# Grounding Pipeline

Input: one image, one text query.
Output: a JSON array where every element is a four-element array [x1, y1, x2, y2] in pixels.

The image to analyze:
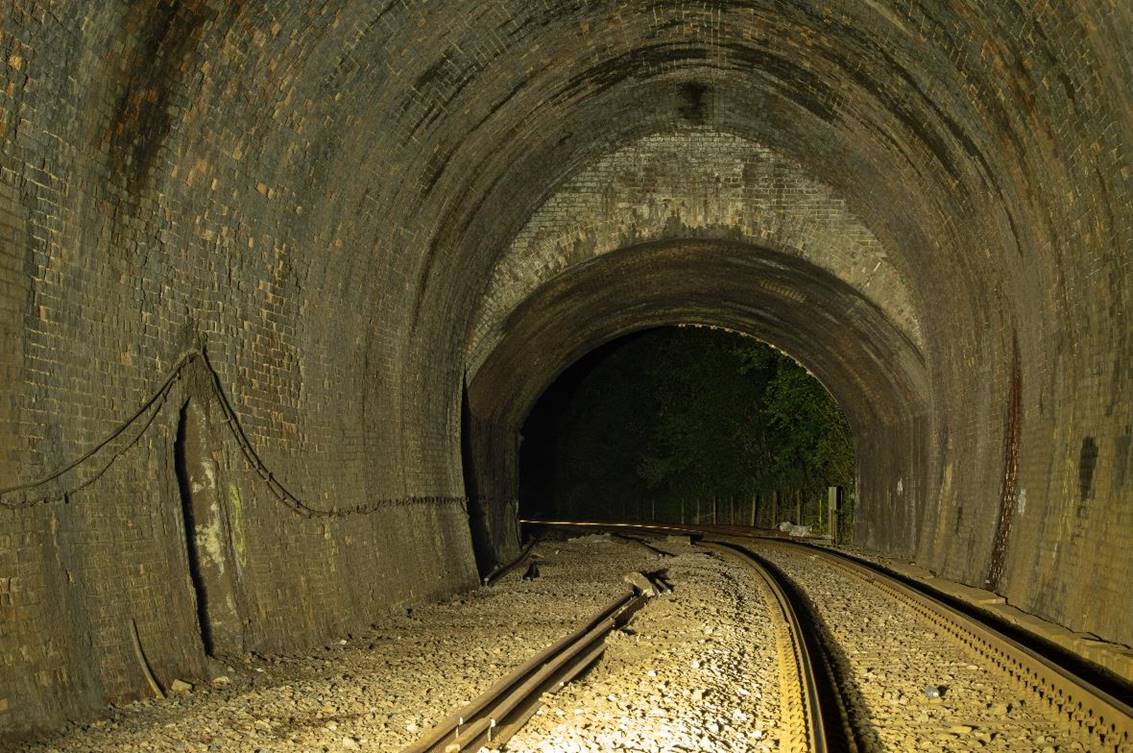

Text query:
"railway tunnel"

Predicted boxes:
[[0, 1, 1130, 748]]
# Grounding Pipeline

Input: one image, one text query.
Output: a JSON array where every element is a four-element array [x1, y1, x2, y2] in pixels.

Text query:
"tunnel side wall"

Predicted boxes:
[[0, 0, 1130, 738], [0, 4, 477, 737]]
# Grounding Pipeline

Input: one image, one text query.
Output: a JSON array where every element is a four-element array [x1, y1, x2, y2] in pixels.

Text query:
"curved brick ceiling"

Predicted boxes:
[[0, 1, 1130, 734], [464, 240, 932, 572], [467, 127, 924, 378]]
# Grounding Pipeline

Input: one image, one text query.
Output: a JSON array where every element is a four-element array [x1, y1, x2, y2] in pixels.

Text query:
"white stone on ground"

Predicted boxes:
[[12, 537, 778, 753], [18, 534, 1084, 753], [498, 542, 781, 752]]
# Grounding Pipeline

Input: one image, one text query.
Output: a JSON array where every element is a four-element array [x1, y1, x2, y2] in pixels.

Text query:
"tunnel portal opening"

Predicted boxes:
[[463, 239, 933, 575], [518, 326, 855, 537]]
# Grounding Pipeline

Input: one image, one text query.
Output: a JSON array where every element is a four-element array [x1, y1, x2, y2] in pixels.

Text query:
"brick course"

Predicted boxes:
[[0, 0, 1129, 737]]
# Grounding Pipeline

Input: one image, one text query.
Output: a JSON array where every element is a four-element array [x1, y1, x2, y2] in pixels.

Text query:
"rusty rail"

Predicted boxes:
[[482, 538, 540, 586], [523, 519, 1133, 753], [400, 583, 650, 753], [701, 542, 833, 753], [771, 539, 1133, 753]]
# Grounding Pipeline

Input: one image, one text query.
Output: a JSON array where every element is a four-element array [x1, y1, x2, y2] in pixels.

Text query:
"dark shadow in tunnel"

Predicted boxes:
[[518, 331, 652, 522], [518, 326, 855, 530], [174, 400, 214, 655], [461, 377, 500, 577]]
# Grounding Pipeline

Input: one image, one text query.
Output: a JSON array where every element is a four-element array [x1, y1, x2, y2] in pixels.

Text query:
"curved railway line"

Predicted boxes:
[[514, 520, 1133, 753], [700, 540, 844, 752], [401, 584, 651, 753], [400, 519, 1133, 752]]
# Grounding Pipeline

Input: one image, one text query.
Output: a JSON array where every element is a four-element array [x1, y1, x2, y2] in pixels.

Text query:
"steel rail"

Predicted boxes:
[[400, 585, 647, 753], [701, 541, 832, 753], [763, 538, 1133, 753], [482, 538, 540, 586], [523, 519, 1133, 753], [612, 532, 675, 558]]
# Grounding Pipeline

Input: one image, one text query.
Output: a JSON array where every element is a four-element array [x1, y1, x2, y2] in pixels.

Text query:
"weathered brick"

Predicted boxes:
[[0, 0, 1130, 741]]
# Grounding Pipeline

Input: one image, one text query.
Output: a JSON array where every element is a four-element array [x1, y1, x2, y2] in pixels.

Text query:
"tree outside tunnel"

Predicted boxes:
[[519, 327, 854, 535]]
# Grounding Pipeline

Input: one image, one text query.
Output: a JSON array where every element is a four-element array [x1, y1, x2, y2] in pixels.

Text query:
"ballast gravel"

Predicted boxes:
[[15, 528, 1092, 753], [753, 542, 1090, 753], [499, 540, 781, 752], [13, 535, 780, 753]]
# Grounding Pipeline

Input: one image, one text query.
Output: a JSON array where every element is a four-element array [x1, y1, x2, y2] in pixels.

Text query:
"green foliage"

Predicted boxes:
[[519, 327, 854, 523], [637, 328, 853, 502], [759, 351, 854, 490]]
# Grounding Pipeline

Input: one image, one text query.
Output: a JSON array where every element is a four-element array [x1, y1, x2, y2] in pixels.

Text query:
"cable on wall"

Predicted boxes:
[[0, 348, 472, 517]]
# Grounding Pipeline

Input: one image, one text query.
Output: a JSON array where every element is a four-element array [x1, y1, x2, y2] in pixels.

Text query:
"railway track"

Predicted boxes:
[[400, 579, 653, 753], [700, 540, 847, 752], [524, 519, 1133, 753], [481, 538, 540, 586]]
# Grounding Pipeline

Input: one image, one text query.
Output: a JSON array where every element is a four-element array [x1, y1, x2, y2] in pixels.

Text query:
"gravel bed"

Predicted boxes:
[[14, 536, 666, 753], [33, 529, 1078, 753], [754, 543, 1089, 752], [499, 541, 781, 752]]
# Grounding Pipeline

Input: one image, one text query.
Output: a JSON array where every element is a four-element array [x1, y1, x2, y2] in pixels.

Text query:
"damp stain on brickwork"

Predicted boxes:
[[986, 337, 1021, 592], [107, 1, 221, 190], [1115, 429, 1131, 491], [1079, 436, 1099, 503]]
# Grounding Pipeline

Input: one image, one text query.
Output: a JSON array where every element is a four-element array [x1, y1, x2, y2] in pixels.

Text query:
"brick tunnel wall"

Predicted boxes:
[[0, 2, 480, 734], [468, 127, 924, 369], [0, 0, 1130, 738], [463, 128, 934, 566]]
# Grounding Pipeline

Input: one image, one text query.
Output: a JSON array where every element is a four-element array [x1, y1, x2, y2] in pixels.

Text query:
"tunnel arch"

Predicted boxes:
[[466, 125, 925, 377], [515, 323, 858, 529], [1, 2, 1130, 734], [463, 237, 933, 571]]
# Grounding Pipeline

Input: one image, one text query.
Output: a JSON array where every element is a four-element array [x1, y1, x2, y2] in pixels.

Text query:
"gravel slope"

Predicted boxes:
[[14, 536, 782, 753], [17, 532, 1084, 753], [14, 537, 662, 753]]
